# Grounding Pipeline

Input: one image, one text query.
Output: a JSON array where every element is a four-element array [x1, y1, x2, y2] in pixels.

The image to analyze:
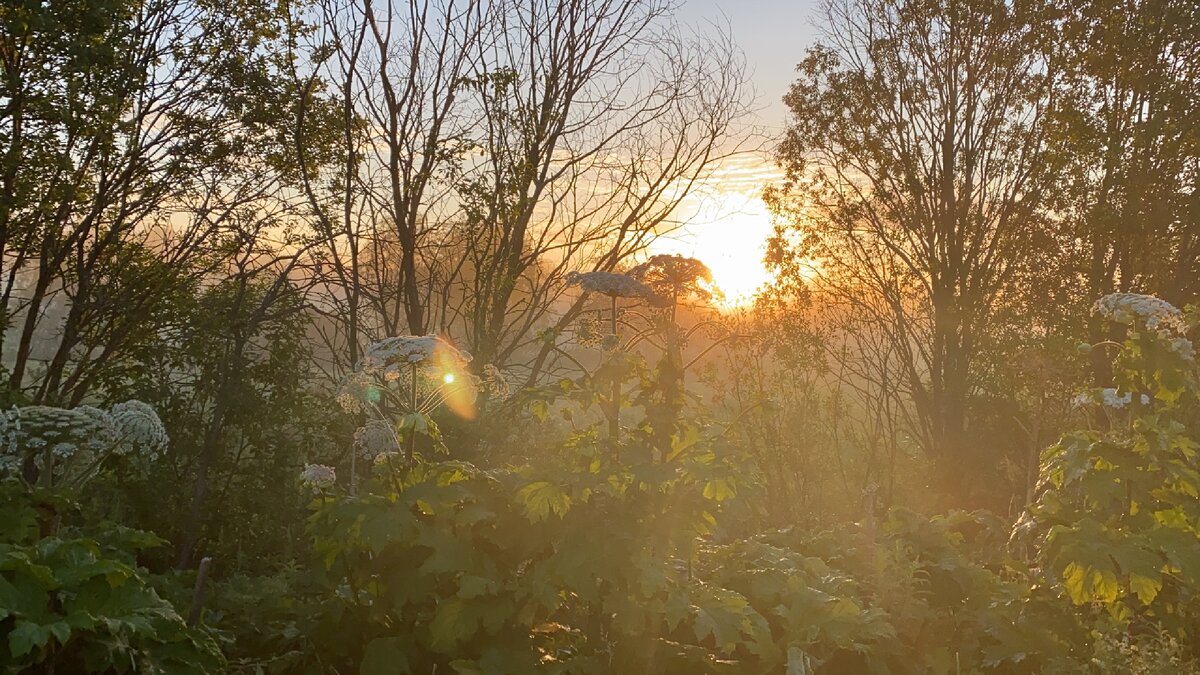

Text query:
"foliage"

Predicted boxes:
[[4, 0, 1200, 670], [99, 277, 335, 571], [305, 368, 754, 673], [1018, 296, 1200, 663], [0, 485, 223, 672], [697, 509, 1083, 674]]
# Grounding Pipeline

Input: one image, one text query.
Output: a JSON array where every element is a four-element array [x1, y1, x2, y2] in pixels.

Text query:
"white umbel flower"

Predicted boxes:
[[1094, 293, 1193, 359], [0, 400, 168, 480], [110, 400, 169, 456], [481, 364, 511, 400], [1093, 293, 1188, 337], [353, 418, 398, 459], [566, 271, 660, 300], [1073, 387, 1151, 410], [300, 464, 336, 491], [360, 335, 471, 372]]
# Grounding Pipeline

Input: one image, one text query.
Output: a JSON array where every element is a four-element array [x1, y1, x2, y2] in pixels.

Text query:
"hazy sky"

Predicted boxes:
[[647, 1, 822, 302], [676, 0, 822, 130]]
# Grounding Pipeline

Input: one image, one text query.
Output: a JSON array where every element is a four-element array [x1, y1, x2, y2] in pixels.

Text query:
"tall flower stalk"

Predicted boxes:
[[630, 255, 714, 458], [609, 294, 620, 441], [566, 271, 662, 447]]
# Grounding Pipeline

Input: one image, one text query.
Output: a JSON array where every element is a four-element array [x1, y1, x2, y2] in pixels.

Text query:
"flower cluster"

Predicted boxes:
[[336, 369, 376, 414], [481, 364, 511, 400], [1094, 293, 1189, 337], [361, 335, 470, 371], [353, 418, 398, 459], [629, 254, 714, 301], [109, 400, 169, 456], [300, 464, 336, 492], [573, 314, 605, 347], [337, 335, 475, 414], [566, 271, 661, 302], [1073, 387, 1151, 410], [0, 400, 168, 481], [1094, 293, 1193, 359]]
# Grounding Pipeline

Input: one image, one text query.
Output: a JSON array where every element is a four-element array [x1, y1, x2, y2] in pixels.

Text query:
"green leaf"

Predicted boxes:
[[1063, 562, 1089, 605], [517, 481, 571, 522], [692, 589, 751, 655], [1129, 573, 1162, 605], [786, 646, 812, 675], [429, 598, 477, 652], [361, 637, 412, 675], [8, 620, 53, 658], [457, 575, 497, 600], [1091, 569, 1119, 604], [702, 479, 736, 502]]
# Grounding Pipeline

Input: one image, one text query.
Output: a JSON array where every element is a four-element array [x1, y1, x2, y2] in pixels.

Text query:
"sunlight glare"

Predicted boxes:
[[652, 185, 777, 308]]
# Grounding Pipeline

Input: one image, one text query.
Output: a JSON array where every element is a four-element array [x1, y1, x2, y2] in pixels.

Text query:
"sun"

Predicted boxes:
[[651, 186, 777, 308]]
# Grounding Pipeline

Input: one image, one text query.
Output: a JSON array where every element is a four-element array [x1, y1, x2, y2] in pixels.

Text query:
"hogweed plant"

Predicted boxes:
[[566, 270, 663, 444], [1017, 292, 1200, 649], [0, 400, 168, 491], [337, 335, 476, 485], [628, 255, 719, 458]]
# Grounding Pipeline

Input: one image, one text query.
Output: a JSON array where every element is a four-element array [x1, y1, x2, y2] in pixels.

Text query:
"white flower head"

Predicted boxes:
[[1094, 293, 1189, 337], [344, 335, 476, 416], [359, 335, 471, 373], [0, 453, 20, 474], [1073, 387, 1151, 410], [109, 400, 169, 456], [1170, 337, 1196, 361], [353, 418, 398, 459], [300, 463, 337, 492], [336, 369, 375, 414], [481, 364, 511, 400], [16, 406, 108, 459], [566, 271, 662, 302]]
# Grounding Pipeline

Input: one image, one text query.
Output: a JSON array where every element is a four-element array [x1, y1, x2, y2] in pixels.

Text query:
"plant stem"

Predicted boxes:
[[408, 362, 417, 468], [187, 557, 213, 627], [610, 295, 620, 445]]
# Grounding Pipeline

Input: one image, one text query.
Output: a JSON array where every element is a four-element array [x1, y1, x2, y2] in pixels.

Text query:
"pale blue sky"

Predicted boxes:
[[676, 0, 822, 129]]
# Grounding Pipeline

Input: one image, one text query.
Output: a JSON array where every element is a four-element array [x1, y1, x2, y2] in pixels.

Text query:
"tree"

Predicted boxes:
[[295, 0, 751, 389], [0, 0, 315, 405], [1051, 0, 1200, 386], [446, 6, 749, 377], [769, 0, 1062, 497]]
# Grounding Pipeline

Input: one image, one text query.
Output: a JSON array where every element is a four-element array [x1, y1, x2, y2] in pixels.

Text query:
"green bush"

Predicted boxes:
[[0, 487, 223, 672]]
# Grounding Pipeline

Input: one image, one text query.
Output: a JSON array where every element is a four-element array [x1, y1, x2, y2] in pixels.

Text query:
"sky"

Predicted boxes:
[[650, 0, 821, 304], [676, 0, 821, 130]]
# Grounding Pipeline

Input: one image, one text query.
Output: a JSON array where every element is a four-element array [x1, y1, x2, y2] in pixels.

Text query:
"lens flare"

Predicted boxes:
[[431, 344, 476, 420]]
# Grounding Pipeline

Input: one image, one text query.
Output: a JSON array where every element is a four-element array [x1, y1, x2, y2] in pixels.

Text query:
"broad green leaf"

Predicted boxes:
[[1091, 569, 1119, 604], [8, 620, 54, 658], [517, 481, 571, 522], [1129, 573, 1162, 605], [786, 646, 812, 675], [429, 598, 477, 652], [702, 479, 735, 502], [457, 575, 497, 600], [361, 637, 412, 675], [1063, 562, 1089, 605]]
